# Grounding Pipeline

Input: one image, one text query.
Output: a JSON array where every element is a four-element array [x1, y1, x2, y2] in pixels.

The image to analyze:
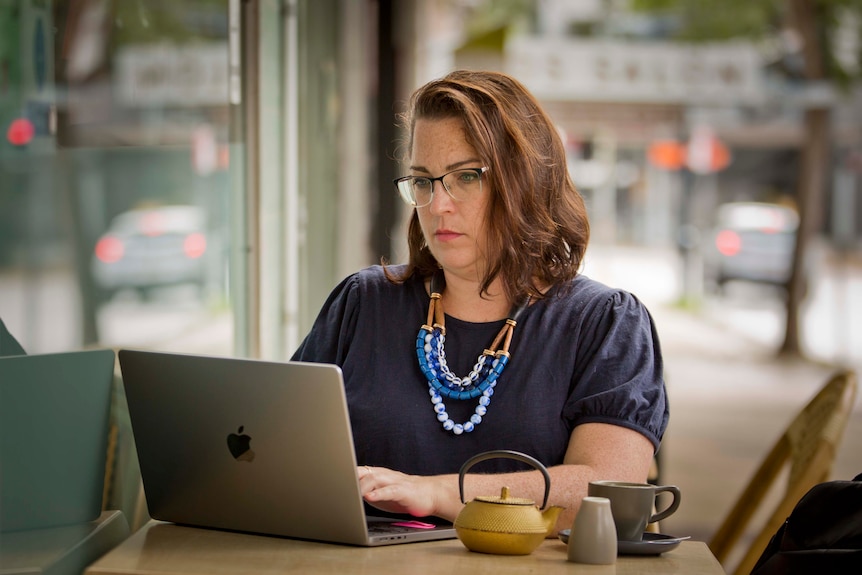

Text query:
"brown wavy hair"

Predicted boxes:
[[387, 69, 589, 302]]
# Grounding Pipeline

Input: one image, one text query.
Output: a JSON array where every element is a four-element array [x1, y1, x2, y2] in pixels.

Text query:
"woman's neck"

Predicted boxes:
[[434, 271, 511, 323]]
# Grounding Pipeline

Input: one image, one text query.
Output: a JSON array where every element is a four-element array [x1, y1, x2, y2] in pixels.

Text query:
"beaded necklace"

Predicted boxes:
[[415, 270, 530, 435]]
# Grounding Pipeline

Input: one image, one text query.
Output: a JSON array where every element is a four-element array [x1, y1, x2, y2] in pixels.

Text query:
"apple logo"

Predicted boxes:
[[227, 426, 255, 462]]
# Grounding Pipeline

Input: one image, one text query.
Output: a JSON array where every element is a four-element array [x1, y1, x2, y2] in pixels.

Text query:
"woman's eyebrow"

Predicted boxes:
[[408, 159, 481, 174]]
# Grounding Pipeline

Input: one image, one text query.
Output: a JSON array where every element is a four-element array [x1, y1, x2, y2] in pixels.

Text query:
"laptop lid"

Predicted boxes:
[[117, 349, 455, 546], [0, 349, 115, 532]]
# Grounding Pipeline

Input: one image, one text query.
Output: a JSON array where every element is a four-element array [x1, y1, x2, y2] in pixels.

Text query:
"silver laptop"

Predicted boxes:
[[1, 349, 115, 532], [117, 349, 456, 546]]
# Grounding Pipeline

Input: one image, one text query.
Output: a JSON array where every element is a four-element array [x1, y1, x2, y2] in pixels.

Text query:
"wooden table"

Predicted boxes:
[[86, 521, 726, 575]]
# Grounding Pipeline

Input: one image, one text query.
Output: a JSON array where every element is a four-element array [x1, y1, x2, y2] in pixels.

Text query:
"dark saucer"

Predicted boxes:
[[558, 530, 690, 555]]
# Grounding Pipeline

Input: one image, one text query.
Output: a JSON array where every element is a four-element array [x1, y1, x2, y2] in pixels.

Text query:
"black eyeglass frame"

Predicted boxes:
[[393, 166, 489, 208]]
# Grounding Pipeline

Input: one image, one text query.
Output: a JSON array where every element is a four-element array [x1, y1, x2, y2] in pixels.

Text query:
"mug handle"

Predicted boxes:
[[649, 485, 681, 523]]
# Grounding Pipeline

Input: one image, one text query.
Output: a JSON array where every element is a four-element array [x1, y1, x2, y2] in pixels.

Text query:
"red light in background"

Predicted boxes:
[[6, 118, 35, 146], [647, 140, 686, 171], [95, 236, 125, 263], [183, 233, 207, 259], [715, 230, 742, 256]]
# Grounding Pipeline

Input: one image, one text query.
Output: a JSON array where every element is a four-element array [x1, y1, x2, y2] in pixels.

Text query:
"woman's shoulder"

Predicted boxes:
[[556, 274, 638, 306], [540, 274, 652, 326], [349, 264, 411, 290], [334, 264, 422, 302]]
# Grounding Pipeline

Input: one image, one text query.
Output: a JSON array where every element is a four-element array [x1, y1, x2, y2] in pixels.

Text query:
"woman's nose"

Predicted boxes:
[[428, 180, 455, 213]]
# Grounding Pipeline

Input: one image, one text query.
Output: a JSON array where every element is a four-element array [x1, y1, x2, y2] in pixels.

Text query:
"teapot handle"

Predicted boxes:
[[457, 449, 552, 509]]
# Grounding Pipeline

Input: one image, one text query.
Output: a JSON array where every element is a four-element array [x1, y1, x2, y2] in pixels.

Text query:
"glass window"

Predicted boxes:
[[0, 0, 237, 355]]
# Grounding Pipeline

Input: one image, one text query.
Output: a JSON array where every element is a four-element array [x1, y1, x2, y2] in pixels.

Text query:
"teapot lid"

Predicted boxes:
[[474, 486, 535, 506]]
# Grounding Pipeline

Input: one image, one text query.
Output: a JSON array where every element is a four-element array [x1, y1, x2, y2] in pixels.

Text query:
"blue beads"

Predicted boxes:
[[415, 322, 516, 436]]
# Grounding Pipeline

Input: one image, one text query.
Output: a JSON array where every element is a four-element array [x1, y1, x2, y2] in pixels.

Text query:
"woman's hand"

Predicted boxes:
[[356, 423, 655, 531], [357, 465, 460, 520]]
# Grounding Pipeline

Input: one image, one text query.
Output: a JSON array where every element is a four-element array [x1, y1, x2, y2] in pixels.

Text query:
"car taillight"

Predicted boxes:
[[183, 232, 207, 259], [95, 236, 125, 263], [715, 230, 742, 256]]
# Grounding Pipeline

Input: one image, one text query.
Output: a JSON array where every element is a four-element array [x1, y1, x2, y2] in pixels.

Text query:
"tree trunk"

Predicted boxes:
[[780, 0, 829, 358], [780, 107, 829, 357]]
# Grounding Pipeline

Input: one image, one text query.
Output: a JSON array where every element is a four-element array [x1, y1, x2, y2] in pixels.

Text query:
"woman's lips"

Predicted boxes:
[[435, 229, 462, 242]]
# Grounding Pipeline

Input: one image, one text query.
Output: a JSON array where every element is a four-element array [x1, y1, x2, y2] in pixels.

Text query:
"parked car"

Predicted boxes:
[[702, 201, 799, 293], [91, 205, 210, 300]]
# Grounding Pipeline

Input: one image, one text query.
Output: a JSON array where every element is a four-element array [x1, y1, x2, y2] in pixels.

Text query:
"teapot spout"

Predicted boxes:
[[541, 505, 564, 535]]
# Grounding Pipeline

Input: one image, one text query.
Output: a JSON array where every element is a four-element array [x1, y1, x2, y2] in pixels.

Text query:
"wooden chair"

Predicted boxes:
[[708, 369, 858, 575]]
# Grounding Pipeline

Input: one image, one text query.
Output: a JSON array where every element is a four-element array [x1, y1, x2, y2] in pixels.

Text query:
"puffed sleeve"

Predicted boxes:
[[563, 290, 668, 451], [290, 274, 361, 365]]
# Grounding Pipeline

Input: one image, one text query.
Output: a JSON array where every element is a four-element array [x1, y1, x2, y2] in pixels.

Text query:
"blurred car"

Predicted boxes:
[[91, 205, 209, 300], [702, 201, 799, 292]]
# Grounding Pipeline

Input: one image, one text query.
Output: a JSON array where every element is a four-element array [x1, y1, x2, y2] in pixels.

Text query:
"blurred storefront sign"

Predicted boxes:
[[647, 128, 731, 175], [114, 43, 229, 107], [506, 37, 765, 106], [686, 125, 731, 174]]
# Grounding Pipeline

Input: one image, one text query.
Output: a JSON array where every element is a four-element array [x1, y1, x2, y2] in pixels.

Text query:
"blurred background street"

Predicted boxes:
[[3, 1, 862, 573]]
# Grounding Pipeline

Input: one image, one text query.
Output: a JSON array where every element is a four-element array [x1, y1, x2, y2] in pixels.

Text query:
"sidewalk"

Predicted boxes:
[[653, 303, 857, 535], [584, 244, 862, 570]]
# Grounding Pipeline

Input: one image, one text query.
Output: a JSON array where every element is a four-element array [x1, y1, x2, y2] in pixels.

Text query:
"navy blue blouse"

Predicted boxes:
[[291, 265, 668, 476]]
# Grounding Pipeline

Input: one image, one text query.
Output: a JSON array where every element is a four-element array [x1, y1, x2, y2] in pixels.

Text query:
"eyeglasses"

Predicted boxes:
[[394, 167, 488, 208]]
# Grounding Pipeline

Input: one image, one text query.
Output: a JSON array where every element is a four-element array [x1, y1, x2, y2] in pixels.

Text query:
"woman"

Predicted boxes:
[[291, 70, 667, 532]]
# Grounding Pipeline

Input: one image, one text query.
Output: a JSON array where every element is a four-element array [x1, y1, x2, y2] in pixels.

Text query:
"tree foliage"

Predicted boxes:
[[630, 0, 862, 84], [632, 0, 783, 41], [109, 0, 228, 45]]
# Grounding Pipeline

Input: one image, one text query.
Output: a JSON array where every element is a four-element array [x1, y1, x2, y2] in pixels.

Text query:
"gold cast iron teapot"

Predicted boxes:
[[454, 450, 563, 555]]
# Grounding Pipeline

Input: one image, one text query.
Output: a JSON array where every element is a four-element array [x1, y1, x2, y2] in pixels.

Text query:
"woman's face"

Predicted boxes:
[[411, 117, 490, 282]]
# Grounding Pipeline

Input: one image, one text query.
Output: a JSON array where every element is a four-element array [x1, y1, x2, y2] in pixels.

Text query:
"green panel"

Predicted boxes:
[[296, 0, 341, 337]]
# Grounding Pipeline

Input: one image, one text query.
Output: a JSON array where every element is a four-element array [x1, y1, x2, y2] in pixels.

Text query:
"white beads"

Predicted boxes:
[[427, 331, 489, 390], [428, 387, 492, 434]]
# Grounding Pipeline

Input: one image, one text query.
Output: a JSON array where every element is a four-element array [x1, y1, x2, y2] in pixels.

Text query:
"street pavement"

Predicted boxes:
[[583, 244, 862, 573]]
